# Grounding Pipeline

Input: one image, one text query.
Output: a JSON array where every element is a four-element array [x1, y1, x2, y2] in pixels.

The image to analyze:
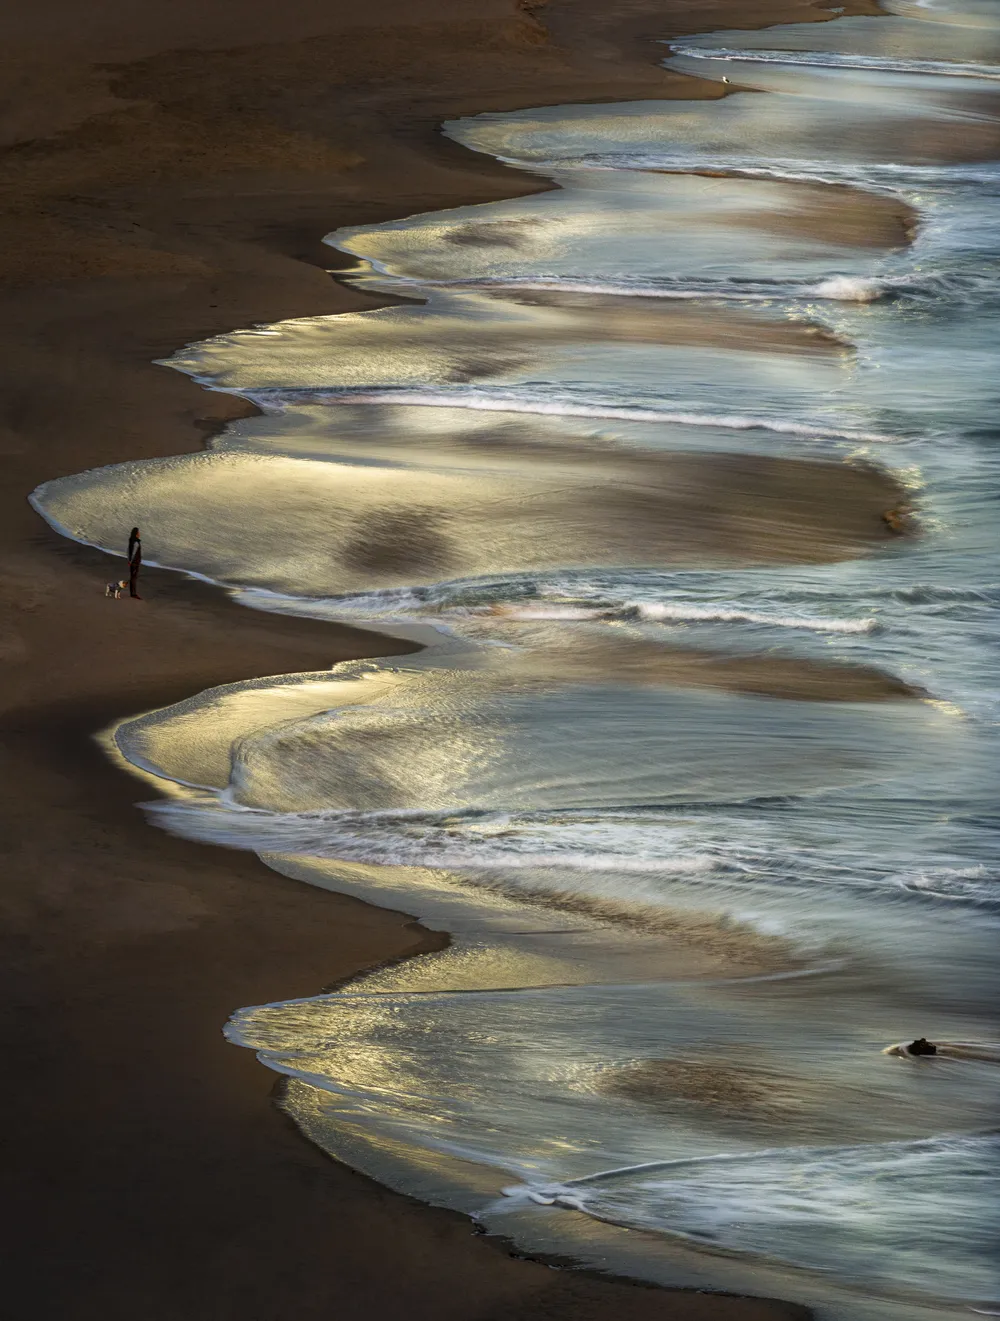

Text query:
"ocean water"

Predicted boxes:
[[31, 2, 1000, 1316]]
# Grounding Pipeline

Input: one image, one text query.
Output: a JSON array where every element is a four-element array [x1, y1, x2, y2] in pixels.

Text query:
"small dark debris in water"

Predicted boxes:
[[908, 1037, 938, 1056]]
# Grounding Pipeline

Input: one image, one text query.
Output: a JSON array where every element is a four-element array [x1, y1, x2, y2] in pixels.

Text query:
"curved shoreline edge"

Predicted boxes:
[[1, 1, 904, 1318]]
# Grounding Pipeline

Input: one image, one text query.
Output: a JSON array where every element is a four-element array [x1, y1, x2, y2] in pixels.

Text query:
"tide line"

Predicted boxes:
[[249, 388, 899, 445], [668, 43, 1000, 81]]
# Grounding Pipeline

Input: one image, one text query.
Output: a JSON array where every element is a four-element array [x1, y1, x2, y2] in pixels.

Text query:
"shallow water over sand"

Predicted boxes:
[[32, 2, 1000, 1315]]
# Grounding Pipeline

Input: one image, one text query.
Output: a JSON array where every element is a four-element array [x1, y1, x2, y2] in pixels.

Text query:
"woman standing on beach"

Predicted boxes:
[[128, 526, 142, 599]]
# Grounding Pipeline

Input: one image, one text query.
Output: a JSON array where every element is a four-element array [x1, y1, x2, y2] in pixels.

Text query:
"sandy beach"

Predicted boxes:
[[1, 0, 913, 1317]]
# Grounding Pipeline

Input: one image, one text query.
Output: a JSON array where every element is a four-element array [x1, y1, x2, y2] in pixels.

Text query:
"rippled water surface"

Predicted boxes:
[[33, 2, 1000, 1316]]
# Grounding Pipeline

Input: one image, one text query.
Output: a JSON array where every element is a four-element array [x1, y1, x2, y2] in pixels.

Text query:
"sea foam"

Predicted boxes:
[[668, 42, 1000, 81], [259, 388, 898, 444], [422, 273, 891, 302]]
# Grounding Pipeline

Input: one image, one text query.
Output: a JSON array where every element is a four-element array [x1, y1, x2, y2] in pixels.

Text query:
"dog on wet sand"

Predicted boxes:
[[105, 579, 129, 599]]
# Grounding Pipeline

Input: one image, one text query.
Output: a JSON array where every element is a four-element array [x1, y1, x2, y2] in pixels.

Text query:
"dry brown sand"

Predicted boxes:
[[0, 0, 905, 1317]]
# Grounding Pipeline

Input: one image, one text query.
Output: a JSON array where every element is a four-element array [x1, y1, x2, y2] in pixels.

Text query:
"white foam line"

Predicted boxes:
[[489, 601, 876, 633], [280, 390, 896, 444], [633, 602, 877, 633], [422, 274, 888, 302], [512, 152, 1000, 189], [510, 1129, 995, 1200], [669, 43, 1000, 81]]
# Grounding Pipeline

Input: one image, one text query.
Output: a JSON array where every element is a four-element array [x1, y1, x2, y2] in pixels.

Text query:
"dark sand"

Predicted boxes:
[[512, 632, 920, 702], [643, 178, 916, 249], [480, 289, 854, 353], [1, 0, 903, 1317]]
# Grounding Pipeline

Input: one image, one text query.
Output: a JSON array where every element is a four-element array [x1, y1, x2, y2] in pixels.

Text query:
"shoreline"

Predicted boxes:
[[2, 1, 902, 1317]]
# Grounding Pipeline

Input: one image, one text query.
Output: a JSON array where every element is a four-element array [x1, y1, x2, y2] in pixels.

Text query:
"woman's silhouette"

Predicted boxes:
[[128, 526, 142, 599]]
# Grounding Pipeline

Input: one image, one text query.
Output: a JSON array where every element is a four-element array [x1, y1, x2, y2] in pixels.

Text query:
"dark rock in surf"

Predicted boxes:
[[907, 1038, 938, 1056]]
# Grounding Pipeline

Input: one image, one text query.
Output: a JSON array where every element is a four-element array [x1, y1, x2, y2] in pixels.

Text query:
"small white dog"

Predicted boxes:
[[105, 579, 129, 599]]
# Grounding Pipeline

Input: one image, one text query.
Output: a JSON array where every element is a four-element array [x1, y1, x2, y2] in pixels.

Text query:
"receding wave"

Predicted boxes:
[[632, 602, 876, 633], [669, 42, 1000, 81], [408, 269, 1000, 310], [148, 800, 664, 866], [516, 151, 1000, 189], [510, 1134, 1000, 1303], [240, 578, 879, 636], [498, 600, 877, 634], [422, 272, 891, 302], [142, 796, 816, 964], [884, 0, 1000, 27], [896, 863, 995, 902], [67, 5, 1000, 1308], [254, 387, 897, 444], [142, 798, 739, 875], [141, 795, 999, 912]]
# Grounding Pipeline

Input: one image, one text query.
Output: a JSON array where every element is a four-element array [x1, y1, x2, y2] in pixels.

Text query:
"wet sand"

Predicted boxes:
[[646, 178, 916, 249], [720, 180, 917, 249], [1, 0, 902, 1317], [481, 290, 853, 353], [514, 634, 921, 702], [33, 446, 912, 599]]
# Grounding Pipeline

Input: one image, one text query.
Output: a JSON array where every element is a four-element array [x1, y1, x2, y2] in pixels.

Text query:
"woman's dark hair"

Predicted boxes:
[[130, 526, 140, 538]]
